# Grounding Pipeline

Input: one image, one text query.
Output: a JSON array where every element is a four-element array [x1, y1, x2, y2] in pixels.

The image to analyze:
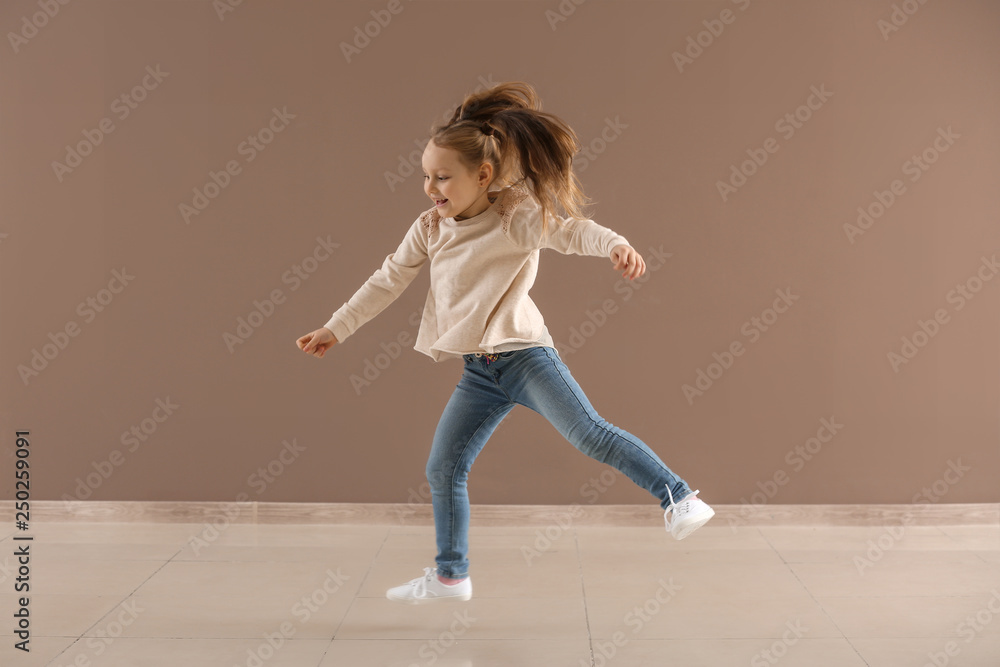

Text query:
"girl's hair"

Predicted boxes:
[[429, 81, 591, 234]]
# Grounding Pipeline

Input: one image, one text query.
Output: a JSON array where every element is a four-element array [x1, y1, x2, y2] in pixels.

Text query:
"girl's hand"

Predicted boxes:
[[297, 327, 338, 358], [611, 244, 645, 280]]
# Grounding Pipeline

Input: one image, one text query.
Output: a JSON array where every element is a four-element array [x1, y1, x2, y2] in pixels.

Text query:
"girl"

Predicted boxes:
[[296, 82, 714, 605]]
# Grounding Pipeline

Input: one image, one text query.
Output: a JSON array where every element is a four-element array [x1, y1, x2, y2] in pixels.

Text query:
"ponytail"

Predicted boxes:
[[429, 81, 591, 235]]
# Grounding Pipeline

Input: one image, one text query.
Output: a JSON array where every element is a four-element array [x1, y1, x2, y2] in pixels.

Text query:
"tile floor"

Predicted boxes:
[[0, 520, 998, 666]]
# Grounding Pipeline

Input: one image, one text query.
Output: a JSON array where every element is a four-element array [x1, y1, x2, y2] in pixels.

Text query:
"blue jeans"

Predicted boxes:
[[426, 345, 693, 579]]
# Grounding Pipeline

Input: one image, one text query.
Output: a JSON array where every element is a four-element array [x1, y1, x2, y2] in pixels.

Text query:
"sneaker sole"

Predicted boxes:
[[672, 508, 715, 540], [385, 591, 472, 604]]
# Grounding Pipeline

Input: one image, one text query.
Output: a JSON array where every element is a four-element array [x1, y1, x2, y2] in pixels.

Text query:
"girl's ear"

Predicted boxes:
[[479, 162, 493, 187]]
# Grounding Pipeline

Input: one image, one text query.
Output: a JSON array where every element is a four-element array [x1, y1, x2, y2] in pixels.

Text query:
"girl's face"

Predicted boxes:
[[422, 140, 493, 221]]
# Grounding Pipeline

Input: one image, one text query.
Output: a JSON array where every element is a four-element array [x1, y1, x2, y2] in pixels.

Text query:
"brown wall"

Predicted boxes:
[[2, 0, 998, 507]]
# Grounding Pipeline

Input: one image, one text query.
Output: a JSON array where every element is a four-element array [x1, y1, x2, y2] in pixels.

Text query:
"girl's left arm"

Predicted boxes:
[[508, 196, 643, 278]]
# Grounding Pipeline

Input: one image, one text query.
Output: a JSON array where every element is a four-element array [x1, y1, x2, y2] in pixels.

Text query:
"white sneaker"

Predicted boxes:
[[664, 486, 715, 540], [386, 567, 473, 604]]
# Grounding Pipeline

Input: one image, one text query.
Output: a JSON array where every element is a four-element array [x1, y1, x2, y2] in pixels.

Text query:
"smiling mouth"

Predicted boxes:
[[434, 199, 448, 207]]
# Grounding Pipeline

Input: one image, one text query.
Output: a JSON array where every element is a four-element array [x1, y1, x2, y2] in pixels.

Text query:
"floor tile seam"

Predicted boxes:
[[328, 524, 393, 643], [42, 637, 85, 667], [758, 527, 852, 641], [843, 635, 874, 667], [62, 555, 179, 654], [573, 529, 596, 667]]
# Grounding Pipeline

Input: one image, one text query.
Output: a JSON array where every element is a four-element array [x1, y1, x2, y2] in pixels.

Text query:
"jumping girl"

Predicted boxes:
[[296, 81, 714, 604]]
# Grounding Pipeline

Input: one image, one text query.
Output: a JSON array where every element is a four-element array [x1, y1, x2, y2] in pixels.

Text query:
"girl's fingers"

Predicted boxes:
[[623, 252, 638, 278], [631, 255, 644, 279], [614, 248, 646, 279]]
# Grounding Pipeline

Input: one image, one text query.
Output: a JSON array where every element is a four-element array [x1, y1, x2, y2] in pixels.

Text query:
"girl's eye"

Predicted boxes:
[[423, 175, 448, 181]]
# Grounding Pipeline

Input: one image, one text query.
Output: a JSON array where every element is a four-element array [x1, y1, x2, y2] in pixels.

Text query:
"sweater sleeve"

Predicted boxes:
[[503, 193, 630, 257], [324, 216, 428, 343]]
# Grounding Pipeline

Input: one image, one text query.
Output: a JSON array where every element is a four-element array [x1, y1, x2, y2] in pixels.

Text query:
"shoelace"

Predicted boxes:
[[410, 567, 436, 599], [664, 486, 701, 529]]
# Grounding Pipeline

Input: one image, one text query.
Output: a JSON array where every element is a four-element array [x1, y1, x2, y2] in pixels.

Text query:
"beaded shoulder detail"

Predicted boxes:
[[496, 183, 532, 234], [418, 183, 533, 238], [419, 206, 442, 237]]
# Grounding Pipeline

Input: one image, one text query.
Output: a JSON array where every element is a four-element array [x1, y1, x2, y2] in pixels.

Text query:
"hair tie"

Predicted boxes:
[[481, 123, 495, 137]]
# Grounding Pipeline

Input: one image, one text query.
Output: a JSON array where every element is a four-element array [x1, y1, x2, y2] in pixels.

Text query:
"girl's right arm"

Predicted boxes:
[[322, 216, 429, 344]]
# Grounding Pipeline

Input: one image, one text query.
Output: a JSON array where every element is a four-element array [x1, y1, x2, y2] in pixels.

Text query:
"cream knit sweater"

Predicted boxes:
[[324, 183, 630, 362]]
